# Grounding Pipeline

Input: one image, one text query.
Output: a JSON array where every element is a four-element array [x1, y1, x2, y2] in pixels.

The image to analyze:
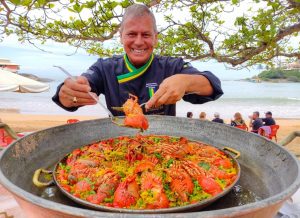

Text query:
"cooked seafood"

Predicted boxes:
[[121, 94, 149, 130], [56, 135, 238, 209]]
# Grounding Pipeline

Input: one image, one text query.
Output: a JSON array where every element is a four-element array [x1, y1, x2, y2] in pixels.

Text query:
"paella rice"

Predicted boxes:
[[56, 135, 238, 209]]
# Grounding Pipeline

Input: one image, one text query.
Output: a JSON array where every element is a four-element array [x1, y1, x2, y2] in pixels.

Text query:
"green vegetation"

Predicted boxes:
[[1, 0, 300, 67], [258, 69, 300, 82]]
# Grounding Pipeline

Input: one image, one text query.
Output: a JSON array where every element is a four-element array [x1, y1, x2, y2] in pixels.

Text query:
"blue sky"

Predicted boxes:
[[0, 36, 261, 81]]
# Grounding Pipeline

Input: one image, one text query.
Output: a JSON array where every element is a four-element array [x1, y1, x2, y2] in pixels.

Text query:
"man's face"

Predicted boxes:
[[120, 15, 158, 67], [253, 113, 258, 119]]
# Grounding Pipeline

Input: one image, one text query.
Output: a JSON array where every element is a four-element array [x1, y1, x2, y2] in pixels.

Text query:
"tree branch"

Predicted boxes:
[[213, 22, 300, 66]]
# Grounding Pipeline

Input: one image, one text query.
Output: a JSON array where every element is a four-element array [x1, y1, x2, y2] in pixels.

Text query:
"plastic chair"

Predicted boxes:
[[258, 125, 280, 142], [0, 122, 30, 149], [0, 124, 20, 148], [67, 119, 79, 124], [0, 129, 6, 147], [235, 125, 248, 131], [3, 133, 24, 146], [269, 125, 280, 142]]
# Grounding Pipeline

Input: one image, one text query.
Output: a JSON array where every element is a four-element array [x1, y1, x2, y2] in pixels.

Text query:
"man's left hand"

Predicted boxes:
[[145, 74, 213, 109], [146, 74, 187, 109]]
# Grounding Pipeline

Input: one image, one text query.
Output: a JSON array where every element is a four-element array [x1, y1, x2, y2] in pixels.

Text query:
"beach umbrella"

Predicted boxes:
[[0, 69, 49, 93]]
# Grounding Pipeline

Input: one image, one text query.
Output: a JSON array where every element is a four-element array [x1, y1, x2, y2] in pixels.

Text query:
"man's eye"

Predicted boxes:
[[143, 34, 151, 38], [127, 33, 136, 37]]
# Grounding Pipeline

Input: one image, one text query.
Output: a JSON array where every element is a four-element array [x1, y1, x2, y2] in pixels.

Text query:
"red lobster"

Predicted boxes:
[[122, 94, 149, 130]]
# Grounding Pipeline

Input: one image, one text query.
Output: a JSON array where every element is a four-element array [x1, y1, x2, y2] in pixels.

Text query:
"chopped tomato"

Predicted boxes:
[[199, 177, 222, 196], [66, 148, 82, 164], [179, 137, 188, 144], [125, 153, 132, 162], [73, 193, 80, 198], [86, 194, 102, 204], [74, 180, 92, 193], [72, 148, 82, 156], [136, 153, 143, 160], [104, 203, 114, 207], [61, 184, 71, 192], [214, 158, 232, 169]]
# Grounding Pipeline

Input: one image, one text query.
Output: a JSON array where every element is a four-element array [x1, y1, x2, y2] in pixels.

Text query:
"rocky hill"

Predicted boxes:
[[257, 69, 300, 82]]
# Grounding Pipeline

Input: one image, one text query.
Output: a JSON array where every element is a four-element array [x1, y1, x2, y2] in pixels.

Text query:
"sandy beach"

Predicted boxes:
[[1, 111, 299, 156], [0, 111, 98, 133]]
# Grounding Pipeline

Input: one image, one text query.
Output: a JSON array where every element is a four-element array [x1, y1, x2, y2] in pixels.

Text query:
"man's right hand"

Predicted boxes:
[[58, 76, 98, 108]]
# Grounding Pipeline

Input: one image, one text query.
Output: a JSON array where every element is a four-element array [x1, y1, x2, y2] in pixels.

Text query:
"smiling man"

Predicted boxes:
[[52, 4, 223, 116]]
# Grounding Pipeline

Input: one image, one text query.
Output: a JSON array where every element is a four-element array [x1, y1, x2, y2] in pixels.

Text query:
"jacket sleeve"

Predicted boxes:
[[179, 61, 223, 104]]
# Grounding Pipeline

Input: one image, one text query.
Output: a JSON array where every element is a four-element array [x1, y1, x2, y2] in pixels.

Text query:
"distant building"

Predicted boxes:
[[250, 75, 261, 83], [0, 58, 20, 73], [286, 59, 300, 70]]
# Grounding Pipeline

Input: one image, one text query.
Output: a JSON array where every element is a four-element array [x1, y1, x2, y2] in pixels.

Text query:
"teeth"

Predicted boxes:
[[131, 49, 145, 54]]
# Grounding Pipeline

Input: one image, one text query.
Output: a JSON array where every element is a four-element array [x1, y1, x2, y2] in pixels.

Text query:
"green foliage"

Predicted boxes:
[[258, 69, 300, 82], [1, 0, 299, 67], [259, 70, 286, 79], [9, 0, 21, 5]]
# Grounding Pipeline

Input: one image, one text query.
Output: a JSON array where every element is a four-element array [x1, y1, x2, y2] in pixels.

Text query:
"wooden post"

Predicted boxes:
[[279, 131, 300, 147]]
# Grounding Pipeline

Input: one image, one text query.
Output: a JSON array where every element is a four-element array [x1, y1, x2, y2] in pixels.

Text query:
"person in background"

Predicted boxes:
[[52, 4, 223, 117], [249, 111, 263, 133], [199, 112, 208, 121], [231, 112, 247, 127], [262, 111, 276, 126], [212, 112, 224, 124], [187, 112, 193, 118]]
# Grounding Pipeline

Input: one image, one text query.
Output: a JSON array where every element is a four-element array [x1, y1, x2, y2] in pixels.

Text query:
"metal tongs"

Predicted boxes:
[[53, 65, 124, 126]]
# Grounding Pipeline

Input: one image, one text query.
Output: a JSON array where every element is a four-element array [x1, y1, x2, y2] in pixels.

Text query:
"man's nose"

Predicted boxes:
[[134, 34, 143, 45]]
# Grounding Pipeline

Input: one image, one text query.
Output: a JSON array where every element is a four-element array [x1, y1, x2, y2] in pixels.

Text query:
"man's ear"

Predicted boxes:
[[120, 32, 123, 44]]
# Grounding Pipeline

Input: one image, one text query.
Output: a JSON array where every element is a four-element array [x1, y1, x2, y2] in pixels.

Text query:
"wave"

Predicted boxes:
[[219, 97, 300, 104], [288, 97, 300, 101]]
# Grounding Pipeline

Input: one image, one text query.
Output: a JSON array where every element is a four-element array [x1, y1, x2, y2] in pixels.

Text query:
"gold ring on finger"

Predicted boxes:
[[72, 96, 78, 104]]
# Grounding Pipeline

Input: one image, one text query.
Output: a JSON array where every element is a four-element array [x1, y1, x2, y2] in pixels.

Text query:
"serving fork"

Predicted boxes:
[[53, 65, 126, 126]]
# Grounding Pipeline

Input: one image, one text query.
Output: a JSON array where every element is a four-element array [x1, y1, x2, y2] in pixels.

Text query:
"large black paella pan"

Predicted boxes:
[[0, 115, 299, 218]]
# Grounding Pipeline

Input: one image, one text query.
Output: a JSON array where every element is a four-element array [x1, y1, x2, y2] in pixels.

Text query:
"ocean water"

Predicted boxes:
[[0, 45, 300, 120], [0, 80, 299, 120]]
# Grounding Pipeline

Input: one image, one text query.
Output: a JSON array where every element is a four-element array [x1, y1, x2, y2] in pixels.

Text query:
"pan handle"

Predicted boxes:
[[33, 168, 54, 188], [223, 147, 241, 159]]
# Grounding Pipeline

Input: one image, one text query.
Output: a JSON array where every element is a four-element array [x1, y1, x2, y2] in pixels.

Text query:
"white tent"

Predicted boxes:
[[0, 69, 50, 93]]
